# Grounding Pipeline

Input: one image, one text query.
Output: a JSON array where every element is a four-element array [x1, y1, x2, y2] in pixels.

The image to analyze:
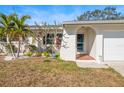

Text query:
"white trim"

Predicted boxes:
[[76, 60, 96, 63], [63, 20, 124, 25], [77, 52, 87, 54]]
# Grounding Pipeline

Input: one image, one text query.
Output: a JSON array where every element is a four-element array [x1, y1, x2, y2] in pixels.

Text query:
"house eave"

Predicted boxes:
[[63, 20, 124, 25]]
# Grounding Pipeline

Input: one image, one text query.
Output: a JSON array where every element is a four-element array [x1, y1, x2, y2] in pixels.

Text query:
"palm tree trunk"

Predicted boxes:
[[9, 41, 16, 58], [16, 37, 21, 58], [7, 35, 16, 58]]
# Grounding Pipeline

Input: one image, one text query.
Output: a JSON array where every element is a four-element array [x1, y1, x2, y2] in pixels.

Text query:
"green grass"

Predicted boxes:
[[0, 57, 124, 87]]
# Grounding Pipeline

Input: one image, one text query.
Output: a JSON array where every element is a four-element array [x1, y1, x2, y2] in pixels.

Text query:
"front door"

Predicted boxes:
[[77, 34, 84, 53]]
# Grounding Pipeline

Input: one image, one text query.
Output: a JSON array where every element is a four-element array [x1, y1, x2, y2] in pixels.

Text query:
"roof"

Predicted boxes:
[[30, 25, 63, 30], [30, 24, 62, 28], [63, 20, 124, 25]]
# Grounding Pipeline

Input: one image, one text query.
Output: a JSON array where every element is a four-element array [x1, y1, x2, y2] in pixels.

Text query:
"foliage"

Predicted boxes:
[[24, 52, 33, 57], [55, 53, 60, 60], [5, 44, 17, 53], [0, 29, 3, 39], [42, 52, 50, 57], [33, 52, 42, 57], [77, 6, 124, 21], [12, 14, 31, 40], [0, 13, 31, 58], [46, 46, 53, 53], [0, 13, 16, 57], [12, 14, 31, 57], [25, 44, 37, 52]]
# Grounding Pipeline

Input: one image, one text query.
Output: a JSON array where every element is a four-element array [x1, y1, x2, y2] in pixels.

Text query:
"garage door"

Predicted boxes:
[[104, 38, 124, 61]]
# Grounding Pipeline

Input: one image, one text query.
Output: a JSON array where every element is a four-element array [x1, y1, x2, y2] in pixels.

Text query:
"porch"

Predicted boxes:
[[75, 26, 96, 62], [76, 54, 95, 60], [60, 25, 99, 62], [76, 54, 96, 62]]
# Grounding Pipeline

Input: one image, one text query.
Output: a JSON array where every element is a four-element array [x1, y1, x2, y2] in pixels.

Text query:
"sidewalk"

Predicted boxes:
[[76, 61, 109, 68]]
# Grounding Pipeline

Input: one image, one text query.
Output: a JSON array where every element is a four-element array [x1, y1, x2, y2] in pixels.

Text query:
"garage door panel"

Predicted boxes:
[[104, 38, 124, 61]]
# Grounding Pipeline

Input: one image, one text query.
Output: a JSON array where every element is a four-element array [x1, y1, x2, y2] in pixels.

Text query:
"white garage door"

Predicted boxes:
[[104, 38, 124, 61]]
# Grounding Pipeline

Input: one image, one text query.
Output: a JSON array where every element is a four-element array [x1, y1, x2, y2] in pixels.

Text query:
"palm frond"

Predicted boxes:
[[20, 15, 31, 25], [0, 13, 8, 25]]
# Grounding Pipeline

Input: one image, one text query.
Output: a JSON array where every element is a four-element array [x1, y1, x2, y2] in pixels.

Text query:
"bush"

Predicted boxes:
[[25, 45, 37, 52], [24, 52, 33, 57], [46, 46, 52, 53], [42, 52, 50, 57], [55, 53, 60, 60], [33, 52, 42, 57]]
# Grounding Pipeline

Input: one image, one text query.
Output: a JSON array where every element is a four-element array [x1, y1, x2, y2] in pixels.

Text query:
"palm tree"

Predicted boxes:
[[0, 13, 16, 58], [13, 14, 31, 57]]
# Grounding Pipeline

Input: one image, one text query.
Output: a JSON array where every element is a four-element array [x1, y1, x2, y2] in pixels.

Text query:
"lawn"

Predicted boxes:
[[0, 57, 124, 87]]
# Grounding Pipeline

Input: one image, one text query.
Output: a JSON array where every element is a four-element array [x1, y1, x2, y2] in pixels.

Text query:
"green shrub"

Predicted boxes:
[[42, 52, 50, 57], [55, 53, 60, 60], [25, 45, 37, 52], [46, 46, 52, 53], [24, 52, 33, 57], [33, 52, 42, 57]]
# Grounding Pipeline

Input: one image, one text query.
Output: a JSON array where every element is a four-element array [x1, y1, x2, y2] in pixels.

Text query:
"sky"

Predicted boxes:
[[0, 5, 124, 25]]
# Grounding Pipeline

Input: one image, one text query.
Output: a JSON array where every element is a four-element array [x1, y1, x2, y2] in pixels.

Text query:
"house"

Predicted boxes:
[[1, 20, 124, 63], [60, 20, 124, 63]]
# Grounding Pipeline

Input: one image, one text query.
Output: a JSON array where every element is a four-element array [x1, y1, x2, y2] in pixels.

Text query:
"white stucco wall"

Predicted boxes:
[[95, 32, 103, 62], [28, 37, 33, 44], [60, 24, 124, 62], [94, 24, 124, 62], [0, 42, 6, 53], [60, 26, 77, 61], [87, 30, 96, 59]]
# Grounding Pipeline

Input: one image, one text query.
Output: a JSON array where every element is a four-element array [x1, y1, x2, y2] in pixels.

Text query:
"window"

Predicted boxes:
[[43, 33, 62, 45], [77, 34, 84, 52], [43, 34, 54, 44], [47, 34, 54, 44]]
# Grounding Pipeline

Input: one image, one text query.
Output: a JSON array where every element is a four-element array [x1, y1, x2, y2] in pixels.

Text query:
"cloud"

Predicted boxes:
[[14, 6, 82, 25], [3, 5, 124, 25], [116, 6, 124, 14]]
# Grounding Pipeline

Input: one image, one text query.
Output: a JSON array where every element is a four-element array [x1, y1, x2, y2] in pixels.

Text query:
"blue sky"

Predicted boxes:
[[0, 5, 124, 25]]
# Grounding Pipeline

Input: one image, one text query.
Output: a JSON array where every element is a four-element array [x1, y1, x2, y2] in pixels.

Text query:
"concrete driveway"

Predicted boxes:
[[105, 62, 124, 77]]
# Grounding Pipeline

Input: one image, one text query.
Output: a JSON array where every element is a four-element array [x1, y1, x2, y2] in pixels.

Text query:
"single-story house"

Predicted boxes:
[[60, 20, 124, 63], [1, 20, 124, 63]]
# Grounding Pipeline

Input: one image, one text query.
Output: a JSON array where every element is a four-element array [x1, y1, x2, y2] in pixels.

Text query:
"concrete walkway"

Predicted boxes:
[[105, 62, 124, 77], [76, 61, 109, 68]]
